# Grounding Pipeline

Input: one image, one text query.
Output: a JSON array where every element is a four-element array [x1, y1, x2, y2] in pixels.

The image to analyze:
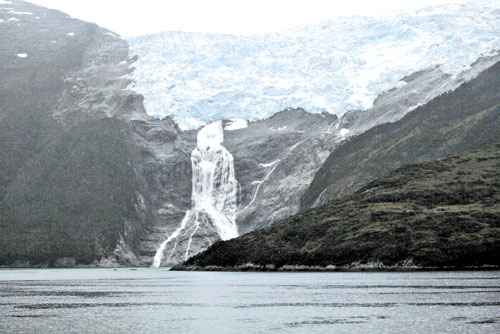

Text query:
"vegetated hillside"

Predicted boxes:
[[302, 60, 500, 209], [178, 146, 500, 270]]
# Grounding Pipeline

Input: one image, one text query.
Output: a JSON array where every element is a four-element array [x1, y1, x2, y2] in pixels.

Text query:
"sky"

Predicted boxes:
[[28, 0, 470, 37]]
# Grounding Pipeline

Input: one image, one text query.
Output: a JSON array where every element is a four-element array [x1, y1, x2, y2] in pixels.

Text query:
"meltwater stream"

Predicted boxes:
[[153, 121, 239, 267]]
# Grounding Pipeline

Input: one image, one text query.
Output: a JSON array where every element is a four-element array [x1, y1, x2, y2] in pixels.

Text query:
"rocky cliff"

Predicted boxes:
[[0, 0, 152, 266]]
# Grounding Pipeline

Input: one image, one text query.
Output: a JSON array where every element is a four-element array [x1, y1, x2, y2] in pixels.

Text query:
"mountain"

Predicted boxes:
[[0, 1, 345, 267], [1, 0, 499, 268], [129, 1, 500, 129], [302, 59, 500, 209], [0, 0, 150, 266], [176, 145, 500, 271]]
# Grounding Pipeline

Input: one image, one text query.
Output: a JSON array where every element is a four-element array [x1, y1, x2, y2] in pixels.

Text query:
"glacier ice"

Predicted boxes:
[[152, 121, 238, 267], [129, 1, 500, 129]]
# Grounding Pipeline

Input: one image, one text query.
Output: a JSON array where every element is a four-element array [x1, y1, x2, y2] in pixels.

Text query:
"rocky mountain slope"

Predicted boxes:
[[0, 0, 151, 266], [302, 59, 500, 209], [147, 109, 342, 267], [226, 109, 340, 234], [177, 145, 500, 270], [129, 1, 500, 129]]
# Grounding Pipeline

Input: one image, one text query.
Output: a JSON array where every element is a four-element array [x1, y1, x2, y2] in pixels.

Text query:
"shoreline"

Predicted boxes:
[[172, 264, 500, 273], [1, 265, 500, 273]]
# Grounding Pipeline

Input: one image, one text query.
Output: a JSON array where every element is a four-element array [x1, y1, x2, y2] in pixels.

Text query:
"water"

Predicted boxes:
[[1, 269, 499, 334], [153, 121, 239, 267]]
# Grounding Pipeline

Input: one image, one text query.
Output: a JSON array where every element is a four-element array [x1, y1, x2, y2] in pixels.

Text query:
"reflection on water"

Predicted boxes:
[[0, 269, 499, 334]]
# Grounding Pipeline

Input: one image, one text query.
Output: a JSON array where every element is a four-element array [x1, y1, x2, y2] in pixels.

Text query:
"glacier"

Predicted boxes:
[[152, 121, 239, 267], [129, 1, 500, 129]]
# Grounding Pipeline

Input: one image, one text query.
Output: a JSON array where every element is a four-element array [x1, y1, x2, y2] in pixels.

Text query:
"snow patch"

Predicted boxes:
[[16, 53, 28, 58], [259, 160, 280, 168], [339, 128, 350, 138], [395, 81, 408, 88], [0, 0, 12, 5], [66, 32, 75, 37], [196, 121, 224, 149], [8, 10, 32, 15], [225, 119, 248, 131], [288, 139, 307, 152], [7, 17, 19, 22]]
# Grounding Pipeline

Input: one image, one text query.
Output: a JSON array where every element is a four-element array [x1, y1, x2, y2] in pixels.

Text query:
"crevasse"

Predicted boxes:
[[152, 121, 239, 268]]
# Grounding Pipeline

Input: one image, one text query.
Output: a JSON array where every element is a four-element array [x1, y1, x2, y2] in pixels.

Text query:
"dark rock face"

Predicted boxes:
[[0, 119, 149, 265], [302, 60, 500, 209], [179, 146, 500, 270], [0, 1, 104, 120], [130, 119, 195, 264], [0, 0, 135, 202], [0, 0, 95, 200], [0, 1, 153, 266]]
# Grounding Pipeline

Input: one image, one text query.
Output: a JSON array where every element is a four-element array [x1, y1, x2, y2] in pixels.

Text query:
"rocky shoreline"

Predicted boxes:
[[2, 263, 500, 272], [174, 264, 500, 272]]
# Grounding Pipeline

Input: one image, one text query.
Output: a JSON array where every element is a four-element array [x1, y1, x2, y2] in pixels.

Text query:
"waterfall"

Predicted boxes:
[[152, 121, 239, 268]]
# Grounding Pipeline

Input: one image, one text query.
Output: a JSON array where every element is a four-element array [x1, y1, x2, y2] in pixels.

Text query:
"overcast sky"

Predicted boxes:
[[29, 0, 469, 36]]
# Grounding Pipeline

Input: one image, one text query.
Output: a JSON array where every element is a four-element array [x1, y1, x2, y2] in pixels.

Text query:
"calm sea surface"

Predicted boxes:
[[0, 269, 499, 334]]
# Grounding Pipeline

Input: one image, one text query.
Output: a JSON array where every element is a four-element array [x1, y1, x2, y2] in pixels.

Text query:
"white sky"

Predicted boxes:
[[28, 0, 469, 37]]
